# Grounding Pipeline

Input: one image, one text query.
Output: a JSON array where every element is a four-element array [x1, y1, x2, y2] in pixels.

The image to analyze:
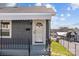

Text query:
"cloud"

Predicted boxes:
[[60, 14, 64, 17], [45, 4, 57, 12], [72, 3, 79, 7], [45, 4, 52, 8], [67, 13, 71, 17], [52, 14, 66, 21], [70, 3, 79, 10], [52, 16, 59, 20], [35, 3, 42, 6], [60, 13, 71, 17], [52, 6, 57, 12], [35, 3, 57, 12], [67, 7, 71, 11], [6, 3, 16, 7], [60, 17, 65, 21]]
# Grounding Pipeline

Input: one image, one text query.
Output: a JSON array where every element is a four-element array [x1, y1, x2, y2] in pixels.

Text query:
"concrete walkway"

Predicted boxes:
[[59, 40, 79, 56]]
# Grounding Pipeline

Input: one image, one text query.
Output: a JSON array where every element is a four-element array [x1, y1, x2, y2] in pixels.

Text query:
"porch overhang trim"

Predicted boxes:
[[0, 13, 53, 20]]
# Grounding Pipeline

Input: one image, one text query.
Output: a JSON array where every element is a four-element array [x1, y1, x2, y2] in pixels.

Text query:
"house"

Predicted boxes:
[[51, 28, 68, 37], [51, 28, 79, 42], [57, 32, 67, 36], [50, 28, 73, 40], [0, 7, 55, 56], [74, 28, 79, 42]]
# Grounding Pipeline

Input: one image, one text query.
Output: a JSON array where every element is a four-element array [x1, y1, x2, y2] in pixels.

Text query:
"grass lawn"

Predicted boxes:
[[50, 40, 74, 56]]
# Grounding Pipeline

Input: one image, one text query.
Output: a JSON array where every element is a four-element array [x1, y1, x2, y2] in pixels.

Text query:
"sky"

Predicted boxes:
[[8, 3, 79, 29]]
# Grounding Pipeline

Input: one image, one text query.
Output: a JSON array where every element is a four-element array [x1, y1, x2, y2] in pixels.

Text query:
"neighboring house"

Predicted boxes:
[[51, 28, 74, 40], [0, 7, 55, 56], [73, 28, 79, 42], [51, 29, 68, 37], [66, 31, 77, 42], [57, 32, 67, 36]]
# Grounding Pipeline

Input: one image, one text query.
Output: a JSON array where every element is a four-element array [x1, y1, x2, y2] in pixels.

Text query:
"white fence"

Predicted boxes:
[[59, 39, 79, 56]]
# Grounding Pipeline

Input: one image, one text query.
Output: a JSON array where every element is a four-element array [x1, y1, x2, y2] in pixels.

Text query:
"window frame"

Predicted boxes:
[[0, 20, 12, 38]]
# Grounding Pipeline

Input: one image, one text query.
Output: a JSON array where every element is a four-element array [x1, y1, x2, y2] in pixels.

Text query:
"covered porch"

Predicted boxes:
[[0, 7, 55, 56]]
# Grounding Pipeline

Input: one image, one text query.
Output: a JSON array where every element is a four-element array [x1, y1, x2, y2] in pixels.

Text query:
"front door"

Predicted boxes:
[[35, 22, 43, 43], [32, 20, 46, 45]]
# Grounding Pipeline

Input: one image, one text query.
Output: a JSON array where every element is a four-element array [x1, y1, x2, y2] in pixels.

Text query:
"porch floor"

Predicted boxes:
[[0, 45, 48, 56]]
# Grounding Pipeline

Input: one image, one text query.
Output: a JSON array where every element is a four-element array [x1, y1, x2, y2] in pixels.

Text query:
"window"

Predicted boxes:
[[0, 20, 12, 38], [2, 24, 9, 28]]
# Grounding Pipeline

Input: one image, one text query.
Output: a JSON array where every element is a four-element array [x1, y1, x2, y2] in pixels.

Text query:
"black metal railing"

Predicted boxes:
[[0, 20, 31, 56]]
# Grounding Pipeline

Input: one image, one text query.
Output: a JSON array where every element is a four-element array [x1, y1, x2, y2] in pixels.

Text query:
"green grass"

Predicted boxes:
[[50, 40, 74, 56]]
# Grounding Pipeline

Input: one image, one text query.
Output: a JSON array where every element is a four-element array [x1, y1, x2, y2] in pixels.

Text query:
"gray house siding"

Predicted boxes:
[[0, 20, 32, 49], [12, 20, 32, 45]]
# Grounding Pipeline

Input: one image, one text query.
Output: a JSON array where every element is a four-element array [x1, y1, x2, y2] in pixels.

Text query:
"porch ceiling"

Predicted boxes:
[[0, 13, 52, 20]]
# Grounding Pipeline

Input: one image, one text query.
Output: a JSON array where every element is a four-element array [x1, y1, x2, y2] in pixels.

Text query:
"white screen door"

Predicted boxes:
[[33, 20, 46, 45], [35, 24, 43, 43]]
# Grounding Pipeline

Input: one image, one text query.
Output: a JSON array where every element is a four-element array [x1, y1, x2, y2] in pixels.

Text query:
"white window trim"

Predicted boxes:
[[0, 20, 12, 38]]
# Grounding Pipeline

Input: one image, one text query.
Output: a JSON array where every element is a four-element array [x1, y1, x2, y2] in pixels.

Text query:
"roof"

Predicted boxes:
[[51, 28, 74, 33], [0, 7, 55, 16], [57, 32, 67, 36]]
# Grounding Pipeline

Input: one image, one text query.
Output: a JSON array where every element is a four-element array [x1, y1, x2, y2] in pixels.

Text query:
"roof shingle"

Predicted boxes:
[[0, 7, 55, 16]]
